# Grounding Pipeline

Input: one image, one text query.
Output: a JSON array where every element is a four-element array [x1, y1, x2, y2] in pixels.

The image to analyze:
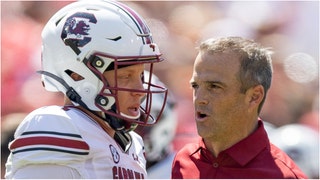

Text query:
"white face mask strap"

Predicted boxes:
[[120, 112, 140, 120]]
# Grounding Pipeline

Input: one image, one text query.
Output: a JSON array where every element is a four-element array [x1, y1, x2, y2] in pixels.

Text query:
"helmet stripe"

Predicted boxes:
[[107, 1, 152, 44]]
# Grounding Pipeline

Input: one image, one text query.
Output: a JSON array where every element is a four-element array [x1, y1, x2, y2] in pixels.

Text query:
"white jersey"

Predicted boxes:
[[5, 105, 147, 179]]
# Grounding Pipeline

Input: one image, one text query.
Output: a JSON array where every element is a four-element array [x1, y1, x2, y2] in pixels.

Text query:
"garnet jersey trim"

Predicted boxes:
[[9, 130, 89, 155]]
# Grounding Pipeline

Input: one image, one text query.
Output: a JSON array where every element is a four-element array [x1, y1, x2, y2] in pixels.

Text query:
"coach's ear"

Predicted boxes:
[[246, 85, 264, 113]]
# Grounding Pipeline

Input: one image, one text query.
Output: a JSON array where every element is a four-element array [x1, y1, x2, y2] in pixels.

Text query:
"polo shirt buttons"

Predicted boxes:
[[213, 163, 219, 168]]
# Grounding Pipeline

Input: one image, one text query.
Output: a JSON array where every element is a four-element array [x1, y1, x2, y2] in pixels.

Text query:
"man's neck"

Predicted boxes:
[[204, 121, 259, 157]]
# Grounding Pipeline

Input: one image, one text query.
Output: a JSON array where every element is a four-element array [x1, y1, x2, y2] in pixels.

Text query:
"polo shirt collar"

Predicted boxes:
[[225, 120, 269, 166], [194, 120, 270, 166]]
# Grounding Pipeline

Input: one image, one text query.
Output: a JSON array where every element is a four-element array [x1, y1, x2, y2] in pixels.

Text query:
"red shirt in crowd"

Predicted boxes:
[[171, 120, 307, 179]]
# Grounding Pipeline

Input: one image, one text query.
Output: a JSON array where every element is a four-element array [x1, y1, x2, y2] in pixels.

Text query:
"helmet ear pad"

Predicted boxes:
[[64, 67, 115, 111], [77, 80, 116, 112]]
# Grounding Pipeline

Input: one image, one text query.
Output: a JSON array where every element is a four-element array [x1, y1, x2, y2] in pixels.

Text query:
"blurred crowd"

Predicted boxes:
[[1, 1, 319, 178]]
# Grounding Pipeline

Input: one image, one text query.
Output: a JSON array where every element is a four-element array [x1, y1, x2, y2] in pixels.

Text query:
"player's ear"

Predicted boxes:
[[245, 85, 264, 113], [66, 70, 84, 81]]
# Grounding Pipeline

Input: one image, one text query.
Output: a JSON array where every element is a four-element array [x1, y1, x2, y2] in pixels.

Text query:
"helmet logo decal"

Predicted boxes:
[[61, 12, 97, 54]]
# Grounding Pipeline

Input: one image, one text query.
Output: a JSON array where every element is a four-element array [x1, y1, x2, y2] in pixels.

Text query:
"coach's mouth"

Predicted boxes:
[[196, 111, 208, 122]]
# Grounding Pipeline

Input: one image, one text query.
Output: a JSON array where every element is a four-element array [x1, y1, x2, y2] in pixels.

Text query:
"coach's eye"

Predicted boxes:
[[208, 81, 223, 89], [190, 83, 198, 89], [209, 84, 219, 89]]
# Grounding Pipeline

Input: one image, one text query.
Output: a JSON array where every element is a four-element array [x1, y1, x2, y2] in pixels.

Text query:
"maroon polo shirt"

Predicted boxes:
[[171, 120, 307, 179]]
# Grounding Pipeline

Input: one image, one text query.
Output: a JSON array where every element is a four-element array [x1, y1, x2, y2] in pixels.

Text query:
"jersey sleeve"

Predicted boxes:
[[5, 106, 89, 178]]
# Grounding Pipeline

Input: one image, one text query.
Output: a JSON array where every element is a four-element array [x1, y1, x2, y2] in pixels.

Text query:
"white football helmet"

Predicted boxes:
[[135, 71, 177, 168], [39, 0, 167, 130], [269, 124, 319, 178]]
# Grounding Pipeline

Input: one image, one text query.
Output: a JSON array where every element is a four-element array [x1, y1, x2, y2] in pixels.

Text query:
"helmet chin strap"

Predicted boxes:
[[104, 104, 138, 132], [103, 105, 126, 131], [37, 70, 89, 110], [104, 105, 137, 152]]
